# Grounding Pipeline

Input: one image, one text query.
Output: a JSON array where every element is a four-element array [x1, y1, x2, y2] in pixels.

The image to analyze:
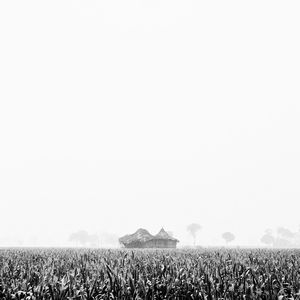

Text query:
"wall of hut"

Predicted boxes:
[[123, 240, 177, 248], [123, 241, 144, 248], [144, 239, 177, 248]]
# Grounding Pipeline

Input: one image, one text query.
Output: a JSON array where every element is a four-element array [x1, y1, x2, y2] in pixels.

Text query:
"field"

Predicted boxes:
[[0, 248, 299, 300]]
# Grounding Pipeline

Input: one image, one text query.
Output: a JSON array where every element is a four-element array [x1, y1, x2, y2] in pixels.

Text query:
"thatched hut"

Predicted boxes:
[[119, 228, 179, 248]]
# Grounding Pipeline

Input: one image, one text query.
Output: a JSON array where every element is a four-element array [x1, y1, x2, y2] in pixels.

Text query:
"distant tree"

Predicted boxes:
[[260, 231, 275, 247], [88, 234, 100, 247], [277, 227, 294, 239], [69, 230, 90, 247], [260, 228, 297, 248], [272, 227, 294, 248], [274, 237, 291, 248], [222, 232, 235, 245], [187, 223, 202, 246]]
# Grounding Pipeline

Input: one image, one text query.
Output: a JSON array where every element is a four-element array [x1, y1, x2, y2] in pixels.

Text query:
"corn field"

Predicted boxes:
[[0, 248, 299, 299]]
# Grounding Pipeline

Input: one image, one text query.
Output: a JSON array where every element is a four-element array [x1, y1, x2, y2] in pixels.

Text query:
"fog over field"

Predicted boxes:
[[0, 1, 300, 248]]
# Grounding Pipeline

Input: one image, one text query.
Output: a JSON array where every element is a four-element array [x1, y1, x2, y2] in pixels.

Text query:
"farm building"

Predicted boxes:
[[119, 228, 179, 248]]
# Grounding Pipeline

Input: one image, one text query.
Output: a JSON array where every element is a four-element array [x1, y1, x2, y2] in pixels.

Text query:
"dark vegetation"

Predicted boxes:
[[0, 248, 299, 299]]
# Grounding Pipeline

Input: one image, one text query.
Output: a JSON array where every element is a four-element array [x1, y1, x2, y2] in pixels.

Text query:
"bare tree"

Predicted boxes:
[[222, 232, 235, 245], [187, 223, 202, 246]]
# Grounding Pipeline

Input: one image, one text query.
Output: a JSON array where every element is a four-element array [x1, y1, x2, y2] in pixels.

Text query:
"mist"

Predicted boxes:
[[1, 0, 300, 249]]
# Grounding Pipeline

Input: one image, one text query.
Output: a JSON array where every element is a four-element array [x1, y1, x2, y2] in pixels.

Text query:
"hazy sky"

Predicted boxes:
[[1, 1, 300, 247]]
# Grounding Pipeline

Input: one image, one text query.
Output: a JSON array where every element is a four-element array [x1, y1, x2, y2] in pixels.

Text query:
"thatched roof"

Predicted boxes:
[[119, 228, 154, 245], [119, 228, 179, 245], [155, 228, 179, 242]]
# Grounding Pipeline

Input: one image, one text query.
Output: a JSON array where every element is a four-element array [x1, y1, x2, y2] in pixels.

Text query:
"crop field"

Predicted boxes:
[[0, 248, 299, 300]]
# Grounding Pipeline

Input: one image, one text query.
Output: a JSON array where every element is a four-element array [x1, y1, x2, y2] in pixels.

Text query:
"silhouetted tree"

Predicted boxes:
[[222, 232, 235, 245], [187, 223, 202, 246]]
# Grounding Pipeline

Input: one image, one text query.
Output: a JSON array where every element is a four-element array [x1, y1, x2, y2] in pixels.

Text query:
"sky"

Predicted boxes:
[[0, 0, 300, 247]]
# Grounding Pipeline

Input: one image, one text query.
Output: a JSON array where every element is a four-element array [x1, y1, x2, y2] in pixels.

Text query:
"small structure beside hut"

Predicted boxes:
[[119, 228, 179, 248]]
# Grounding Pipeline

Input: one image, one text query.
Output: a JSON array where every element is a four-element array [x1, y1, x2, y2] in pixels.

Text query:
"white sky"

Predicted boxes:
[[0, 0, 300, 247]]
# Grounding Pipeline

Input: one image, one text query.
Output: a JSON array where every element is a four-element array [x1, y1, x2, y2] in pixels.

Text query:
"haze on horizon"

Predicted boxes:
[[0, 0, 300, 248]]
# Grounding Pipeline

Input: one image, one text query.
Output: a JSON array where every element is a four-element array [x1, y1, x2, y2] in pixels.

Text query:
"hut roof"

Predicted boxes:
[[119, 228, 179, 246], [119, 228, 154, 245], [155, 228, 179, 242]]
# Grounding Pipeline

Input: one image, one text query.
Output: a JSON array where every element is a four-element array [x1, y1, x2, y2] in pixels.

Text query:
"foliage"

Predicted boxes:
[[222, 232, 235, 244], [187, 223, 202, 246], [261, 233, 275, 246], [0, 248, 300, 299]]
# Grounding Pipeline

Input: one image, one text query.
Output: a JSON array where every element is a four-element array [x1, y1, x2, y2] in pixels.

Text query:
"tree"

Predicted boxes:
[[274, 237, 291, 248], [88, 234, 100, 248], [187, 223, 202, 246], [260, 230, 275, 247], [222, 232, 235, 245], [277, 227, 294, 239], [273, 227, 294, 248]]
